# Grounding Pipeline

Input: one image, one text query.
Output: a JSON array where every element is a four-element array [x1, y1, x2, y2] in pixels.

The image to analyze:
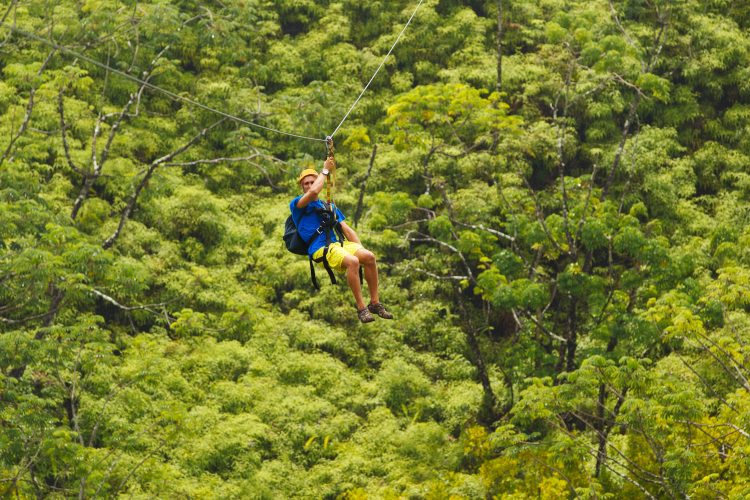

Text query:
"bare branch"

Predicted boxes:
[[412, 206, 437, 218], [646, 4, 671, 72], [73, 91, 137, 220], [681, 421, 750, 440], [354, 143, 377, 228], [553, 413, 665, 488], [596, 450, 657, 500], [111, 439, 166, 496], [1, 49, 57, 166], [160, 154, 283, 190], [411, 267, 469, 281], [452, 219, 515, 242], [0, 0, 18, 48], [58, 89, 84, 175], [406, 230, 476, 284], [386, 219, 433, 230], [611, 73, 650, 99], [162, 155, 263, 167], [553, 59, 576, 257], [516, 309, 567, 342], [102, 118, 226, 249], [520, 174, 565, 254], [574, 165, 600, 245], [603, 1, 670, 199], [89, 288, 175, 316], [0, 438, 45, 498], [73, 46, 169, 220], [675, 353, 740, 414], [691, 332, 750, 393], [603, 98, 639, 198], [0, 309, 55, 325], [608, 0, 641, 56], [0, 0, 17, 25]]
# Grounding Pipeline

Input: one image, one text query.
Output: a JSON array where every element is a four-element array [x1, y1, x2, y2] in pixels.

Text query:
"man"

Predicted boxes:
[[290, 157, 393, 323]]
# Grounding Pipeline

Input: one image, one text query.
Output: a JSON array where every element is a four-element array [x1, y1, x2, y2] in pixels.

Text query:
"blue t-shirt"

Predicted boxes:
[[290, 196, 346, 256]]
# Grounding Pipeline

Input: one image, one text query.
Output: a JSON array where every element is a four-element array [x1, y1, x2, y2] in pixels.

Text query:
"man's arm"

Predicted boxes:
[[296, 158, 335, 208], [339, 221, 361, 244], [295, 173, 325, 208]]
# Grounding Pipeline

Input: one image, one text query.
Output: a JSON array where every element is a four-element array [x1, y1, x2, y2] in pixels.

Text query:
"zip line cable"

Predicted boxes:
[[329, 0, 424, 139], [3, 24, 326, 143], [1, 0, 423, 145]]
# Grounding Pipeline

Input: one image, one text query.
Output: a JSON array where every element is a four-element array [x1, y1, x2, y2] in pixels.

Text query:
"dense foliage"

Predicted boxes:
[[2, 0, 750, 497]]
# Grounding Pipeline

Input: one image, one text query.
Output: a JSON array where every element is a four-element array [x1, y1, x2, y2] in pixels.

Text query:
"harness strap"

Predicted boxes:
[[309, 256, 320, 290], [304, 198, 364, 288], [313, 248, 337, 286], [334, 223, 345, 248]]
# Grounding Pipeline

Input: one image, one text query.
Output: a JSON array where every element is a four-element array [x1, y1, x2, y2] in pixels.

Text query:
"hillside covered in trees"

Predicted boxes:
[[2, 0, 750, 497]]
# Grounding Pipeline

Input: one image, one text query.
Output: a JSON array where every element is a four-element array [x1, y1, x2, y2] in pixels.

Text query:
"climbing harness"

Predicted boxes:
[[310, 201, 347, 290], [283, 198, 355, 290], [282, 203, 341, 289]]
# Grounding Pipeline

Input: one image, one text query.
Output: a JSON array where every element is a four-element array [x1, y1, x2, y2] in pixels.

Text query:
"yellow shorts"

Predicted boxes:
[[312, 241, 363, 273]]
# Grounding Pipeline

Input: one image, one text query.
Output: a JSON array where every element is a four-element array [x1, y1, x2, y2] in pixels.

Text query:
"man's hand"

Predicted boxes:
[[324, 156, 337, 173]]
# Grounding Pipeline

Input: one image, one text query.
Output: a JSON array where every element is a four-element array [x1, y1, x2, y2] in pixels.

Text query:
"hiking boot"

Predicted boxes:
[[368, 302, 394, 319], [358, 307, 375, 323]]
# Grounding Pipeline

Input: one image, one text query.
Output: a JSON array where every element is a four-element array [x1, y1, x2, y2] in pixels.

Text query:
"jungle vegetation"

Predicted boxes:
[[2, 0, 750, 497]]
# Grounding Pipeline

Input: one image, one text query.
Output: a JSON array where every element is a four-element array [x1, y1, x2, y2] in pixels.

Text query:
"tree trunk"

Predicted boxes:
[[496, 0, 504, 93], [565, 299, 578, 372], [457, 290, 499, 423], [465, 326, 499, 423], [353, 144, 377, 228]]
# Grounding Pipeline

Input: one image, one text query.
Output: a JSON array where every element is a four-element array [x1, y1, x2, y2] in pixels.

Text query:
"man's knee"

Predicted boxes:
[[342, 254, 360, 270], [356, 249, 376, 265]]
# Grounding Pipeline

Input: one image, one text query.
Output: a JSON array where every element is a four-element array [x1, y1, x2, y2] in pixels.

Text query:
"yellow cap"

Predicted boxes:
[[297, 168, 319, 183]]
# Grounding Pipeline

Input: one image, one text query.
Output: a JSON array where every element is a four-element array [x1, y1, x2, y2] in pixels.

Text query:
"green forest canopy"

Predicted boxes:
[[2, 0, 750, 497]]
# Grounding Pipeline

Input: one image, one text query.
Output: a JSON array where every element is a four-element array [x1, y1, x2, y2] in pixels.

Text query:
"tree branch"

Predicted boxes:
[[603, 98, 639, 198], [162, 154, 283, 190], [89, 288, 175, 316], [516, 309, 567, 342], [354, 143, 377, 228], [411, 267, 469, 281], [675, 353, 739, 413], [574, 164, 600, 246], [1, 49, 57, 166], [58, 89, 84, 175], [691, 332, 750, 394], [406, 230, 476, 284], [102, 118, 225, 249], [521, 175, 565, 254], [451, 219, 515, 242], [681, 421, 750, 440], [0, 0, 17, 26], [72, 46, 168, 220]]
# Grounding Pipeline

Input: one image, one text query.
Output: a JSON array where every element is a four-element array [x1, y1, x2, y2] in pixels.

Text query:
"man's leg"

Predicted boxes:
[[355, 248, 379, 304], [356, 248, 393, 319], [342, 254, 366, 310]]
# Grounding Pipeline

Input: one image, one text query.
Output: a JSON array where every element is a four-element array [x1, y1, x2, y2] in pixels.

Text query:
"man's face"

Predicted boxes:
[[300, 175, 317, 194]]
